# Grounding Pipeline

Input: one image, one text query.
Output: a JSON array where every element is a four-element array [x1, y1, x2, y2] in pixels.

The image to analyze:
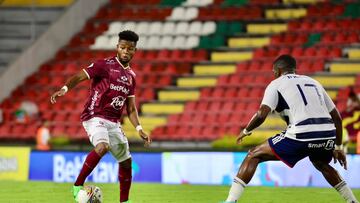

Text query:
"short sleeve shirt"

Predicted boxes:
[[261, 74, 336, 141], [80, 56, 136, 122]]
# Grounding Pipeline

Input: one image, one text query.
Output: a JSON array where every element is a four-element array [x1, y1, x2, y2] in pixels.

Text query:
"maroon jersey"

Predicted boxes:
[[80, 56, 136, 122]]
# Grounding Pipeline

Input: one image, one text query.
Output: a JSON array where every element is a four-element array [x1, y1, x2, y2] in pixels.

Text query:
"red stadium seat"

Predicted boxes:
[[217, 75, 230, 86], [184, 101, 197, 112], [222, 102, 235, 112], [237, 88, 249, 97], [197, 102, 209, 112], [167, 114, 180, 124], [311, 60, 325, 72], [211, 88, 224, 98], [224, 88, 237, 98], [234, 102, 247, 113], [157, 50, 171, 61], [204, 113, 218, 125], [179, 113, 193, 124], [304, 48, 316, 57], [193, 114, 205, 123], [53, 112, 69, 122], [208, 101, 222, 111], [170, 50, 184, 62], [200, 88, 212, 98]]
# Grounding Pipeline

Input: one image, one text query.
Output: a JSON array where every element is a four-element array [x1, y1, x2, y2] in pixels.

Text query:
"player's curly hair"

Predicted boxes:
[[273, 54, 297, 71], [118, 30, 139, 44]]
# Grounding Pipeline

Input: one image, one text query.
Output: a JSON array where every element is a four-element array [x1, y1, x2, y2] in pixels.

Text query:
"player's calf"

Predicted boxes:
[[312, 161, 358, 203], [119, 158, 132, 202]]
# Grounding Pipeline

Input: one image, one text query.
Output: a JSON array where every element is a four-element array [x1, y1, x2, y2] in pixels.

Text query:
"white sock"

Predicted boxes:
[[226, 177, 246, 202], [335, 181, 359, 203]]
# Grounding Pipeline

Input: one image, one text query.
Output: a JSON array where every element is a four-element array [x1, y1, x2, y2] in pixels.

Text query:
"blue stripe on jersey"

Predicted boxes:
[[275, 91, 289, 112], [296, 84, 308, 105], [295, 117, 333, 126], [296, 130, 336, 139]]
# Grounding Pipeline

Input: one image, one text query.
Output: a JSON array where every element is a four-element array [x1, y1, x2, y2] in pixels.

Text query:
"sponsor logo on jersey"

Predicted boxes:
[[105, 58, 116, 64], [121, 76, 128, 82], [110, 96, 126, 110], [88, 91, 99, 115], [110, 83, 129, 94], [110, 69, 120, 73], [117, 75, 132, 86]]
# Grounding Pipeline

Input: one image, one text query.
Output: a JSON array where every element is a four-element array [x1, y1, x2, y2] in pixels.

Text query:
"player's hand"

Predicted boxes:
[[236, 130, 251, 145], [50, 89, 66, 104], [333, 149, 347, 170], [139, 130, 151, 147]]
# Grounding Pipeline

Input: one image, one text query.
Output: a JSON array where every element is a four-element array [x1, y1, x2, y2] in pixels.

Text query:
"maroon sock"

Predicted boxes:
[[74, 150, 101, 186], [119, 164, 132, 202]]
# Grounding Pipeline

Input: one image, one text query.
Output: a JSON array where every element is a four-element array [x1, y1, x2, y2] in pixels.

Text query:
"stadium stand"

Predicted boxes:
[[0, 0, 359, 147], [0, 0, 73, 74]]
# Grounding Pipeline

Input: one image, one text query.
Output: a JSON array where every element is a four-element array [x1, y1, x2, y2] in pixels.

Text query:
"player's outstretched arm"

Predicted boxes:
[[330, 108, 347, 170], [50, 70, 89, 104], [237, 105, 271, 144], [126, 97, 152, 147]]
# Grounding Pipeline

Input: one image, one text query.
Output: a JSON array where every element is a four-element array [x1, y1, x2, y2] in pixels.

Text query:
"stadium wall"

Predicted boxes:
[[0, 0, 107, 103], [0, 147, 30, 181], [26, 151, 360, 188]]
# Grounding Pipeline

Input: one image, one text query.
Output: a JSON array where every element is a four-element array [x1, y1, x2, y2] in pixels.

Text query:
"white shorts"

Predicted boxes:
[[82, 117, 131, 162]]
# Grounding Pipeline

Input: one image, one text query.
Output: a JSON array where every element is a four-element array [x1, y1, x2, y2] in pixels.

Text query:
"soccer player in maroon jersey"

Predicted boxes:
[[50, 30, 151, 203]]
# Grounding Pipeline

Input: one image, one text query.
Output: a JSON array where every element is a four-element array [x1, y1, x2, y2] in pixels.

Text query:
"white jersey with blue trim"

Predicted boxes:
[[261, 74, 336, 141]]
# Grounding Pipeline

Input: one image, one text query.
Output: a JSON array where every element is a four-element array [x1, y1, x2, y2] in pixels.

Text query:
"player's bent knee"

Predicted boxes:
[[95, 142, 110, 156], [247, 146, 262, 159], [247, 147, 256, 158], [247, 144, 274, 162]]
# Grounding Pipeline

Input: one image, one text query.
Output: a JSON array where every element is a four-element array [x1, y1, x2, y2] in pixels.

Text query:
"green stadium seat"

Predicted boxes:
[[160, 0, 184, 6], [215, 21, 228, 34], [222, 0, 247, 7], [199, 35, 225, 49], [343, 3, 360, 17], [229, 22, 243, 34], [303, 33, 321, 47]]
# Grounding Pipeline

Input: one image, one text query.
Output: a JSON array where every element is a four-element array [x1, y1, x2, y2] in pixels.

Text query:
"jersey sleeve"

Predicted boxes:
[[83, 61, 108, 79], [322, 86, 336, 112], [261, 82, 279, 111], [128, 75, 136, 97]]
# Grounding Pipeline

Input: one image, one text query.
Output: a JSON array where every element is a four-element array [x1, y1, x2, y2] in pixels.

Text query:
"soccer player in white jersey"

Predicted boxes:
[[223, 55, 359, 203]]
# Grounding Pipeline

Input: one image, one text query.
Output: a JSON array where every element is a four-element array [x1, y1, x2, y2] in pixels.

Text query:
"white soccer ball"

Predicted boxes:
[[76, 189, 90, 203], [76, 185, 103, 203]]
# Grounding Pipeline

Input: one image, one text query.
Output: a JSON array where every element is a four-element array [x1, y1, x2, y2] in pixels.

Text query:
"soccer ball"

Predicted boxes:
[[76, 185, 103, 203]]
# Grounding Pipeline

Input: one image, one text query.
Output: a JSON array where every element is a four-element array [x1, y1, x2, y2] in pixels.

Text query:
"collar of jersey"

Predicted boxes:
[[115, 56, 130, 70]]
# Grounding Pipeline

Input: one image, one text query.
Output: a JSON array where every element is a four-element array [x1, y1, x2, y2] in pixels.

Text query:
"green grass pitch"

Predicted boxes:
[[1, 181, 359, 203]]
